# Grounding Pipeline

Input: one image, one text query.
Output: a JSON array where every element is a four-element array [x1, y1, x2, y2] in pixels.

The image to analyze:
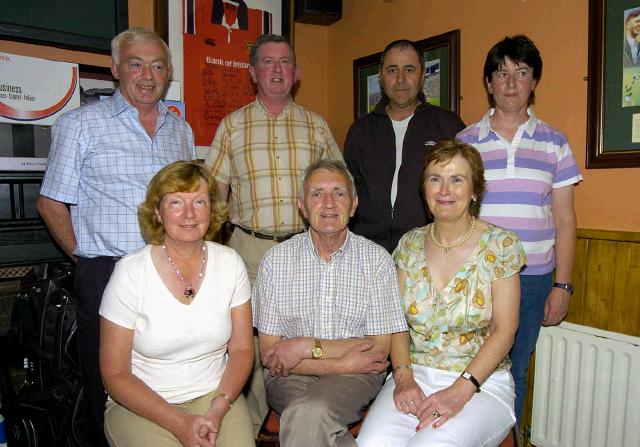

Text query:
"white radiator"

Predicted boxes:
[[531, 322, 640, 447]]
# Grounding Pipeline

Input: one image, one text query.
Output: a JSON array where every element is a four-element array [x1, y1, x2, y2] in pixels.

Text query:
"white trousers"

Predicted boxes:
[[356, 365, 515, 447]]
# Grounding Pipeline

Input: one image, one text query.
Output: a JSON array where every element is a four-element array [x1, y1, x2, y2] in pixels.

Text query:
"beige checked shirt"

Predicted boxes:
[[205, 99, 342, 236]]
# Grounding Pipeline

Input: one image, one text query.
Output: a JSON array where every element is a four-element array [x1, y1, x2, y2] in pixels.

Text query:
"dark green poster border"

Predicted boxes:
[[602, 0, 640, 150]]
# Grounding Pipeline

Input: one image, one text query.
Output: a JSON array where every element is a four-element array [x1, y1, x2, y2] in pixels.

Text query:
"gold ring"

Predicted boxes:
[[432, 410, 441, 418]]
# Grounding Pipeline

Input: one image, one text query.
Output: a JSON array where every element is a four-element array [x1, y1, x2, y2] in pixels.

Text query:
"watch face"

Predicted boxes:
[[311, 346, 323, 359]]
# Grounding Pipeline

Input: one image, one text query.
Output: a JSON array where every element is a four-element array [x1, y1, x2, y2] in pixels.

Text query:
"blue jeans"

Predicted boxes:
[[510, 272, 552, 427]]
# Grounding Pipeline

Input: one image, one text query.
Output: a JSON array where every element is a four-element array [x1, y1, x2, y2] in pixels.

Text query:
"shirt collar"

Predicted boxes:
[[255, 96, 293, 119], [479, 106, 538, 139], [627, 34, 640, 52], [109, 89, 170, 122], [109, 89, 129, 117], [303, 230, 351, 263], [374, 91, 428, 117]]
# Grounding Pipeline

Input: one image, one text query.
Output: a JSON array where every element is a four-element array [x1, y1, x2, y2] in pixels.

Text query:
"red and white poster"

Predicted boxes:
[[183, 0, 283, 146]]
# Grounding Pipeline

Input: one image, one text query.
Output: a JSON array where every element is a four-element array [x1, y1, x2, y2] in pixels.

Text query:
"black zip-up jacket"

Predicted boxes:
[[344, 93, 465, 253]]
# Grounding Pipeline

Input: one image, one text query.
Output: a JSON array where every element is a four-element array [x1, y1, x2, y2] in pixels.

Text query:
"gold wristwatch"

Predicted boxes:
[[311, 338, 323, 359]]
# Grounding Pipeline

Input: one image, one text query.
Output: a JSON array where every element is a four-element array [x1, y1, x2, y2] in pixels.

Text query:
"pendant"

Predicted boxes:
[[443, 247, 449, 254], [184, 287, 195, 299]]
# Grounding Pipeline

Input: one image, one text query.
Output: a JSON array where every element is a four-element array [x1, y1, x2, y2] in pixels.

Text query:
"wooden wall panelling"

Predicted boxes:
[[609, 241, 640, 335], [567, 237, 589, 323], [568, 229, 640, 336], [580, 239, 618, 330], [521, 228, 640, 446]]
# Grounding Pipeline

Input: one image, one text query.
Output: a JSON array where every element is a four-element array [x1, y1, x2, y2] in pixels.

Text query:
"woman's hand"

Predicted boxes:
[[172, 412, 217, 447], [392, 369, 426, 416], [415, 379, 475, 430], [202, 397, 230, 445]]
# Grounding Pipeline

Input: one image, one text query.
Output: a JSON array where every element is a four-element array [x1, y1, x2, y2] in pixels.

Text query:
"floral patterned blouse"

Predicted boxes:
[[393, 223, 526, 372]]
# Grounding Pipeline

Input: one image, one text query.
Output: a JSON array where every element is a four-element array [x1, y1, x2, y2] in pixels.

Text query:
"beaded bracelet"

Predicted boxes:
[[211, 391, 234, 410]]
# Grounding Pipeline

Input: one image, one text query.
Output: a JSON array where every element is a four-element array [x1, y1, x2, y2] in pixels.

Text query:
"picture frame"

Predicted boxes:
[[586, 0, 640, 168], [352, 30, 460, 120], [0, 0, 128, 54]]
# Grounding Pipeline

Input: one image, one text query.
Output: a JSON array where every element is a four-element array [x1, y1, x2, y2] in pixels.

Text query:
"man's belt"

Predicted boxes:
[[234, 225, 303, 243]]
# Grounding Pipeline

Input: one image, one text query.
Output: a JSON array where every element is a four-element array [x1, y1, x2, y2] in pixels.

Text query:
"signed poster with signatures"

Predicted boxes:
[[183, 0, 283, 146]]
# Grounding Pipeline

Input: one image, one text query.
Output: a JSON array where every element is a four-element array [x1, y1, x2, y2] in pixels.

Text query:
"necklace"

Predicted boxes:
[[430, 217, 476, 253], [162, 243, 207, 301]]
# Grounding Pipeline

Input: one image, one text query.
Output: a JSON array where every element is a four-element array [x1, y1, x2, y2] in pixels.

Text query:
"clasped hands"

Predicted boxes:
[[393, 374, 474, 431], [175, 397, 228, 447], [262, 337, 389, 376]]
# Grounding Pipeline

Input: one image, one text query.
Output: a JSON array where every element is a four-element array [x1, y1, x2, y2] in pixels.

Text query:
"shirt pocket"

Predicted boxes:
[[333, 292, 367, 338]]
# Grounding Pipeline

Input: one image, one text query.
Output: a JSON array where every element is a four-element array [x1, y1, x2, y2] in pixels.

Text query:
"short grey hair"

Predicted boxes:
[[249, 34, 296, 67], [300, 159, 357, 199], [111, 27, 171, 66]]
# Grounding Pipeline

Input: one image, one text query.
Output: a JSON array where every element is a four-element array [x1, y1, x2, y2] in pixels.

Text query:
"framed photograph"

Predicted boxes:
[[587, 0, 640, 168], [353, 30, 460, 120]]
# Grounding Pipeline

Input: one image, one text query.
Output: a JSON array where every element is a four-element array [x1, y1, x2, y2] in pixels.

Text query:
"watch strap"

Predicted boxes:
[[553, 282, 574, 295], [461, 370, 481, 393]]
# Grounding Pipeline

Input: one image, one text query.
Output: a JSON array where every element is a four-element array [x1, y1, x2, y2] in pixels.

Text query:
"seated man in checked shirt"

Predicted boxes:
[[252, 159, 408, 447]]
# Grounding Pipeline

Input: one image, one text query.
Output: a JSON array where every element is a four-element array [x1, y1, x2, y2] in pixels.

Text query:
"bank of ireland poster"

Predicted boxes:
[[183, 0, 283, 146]]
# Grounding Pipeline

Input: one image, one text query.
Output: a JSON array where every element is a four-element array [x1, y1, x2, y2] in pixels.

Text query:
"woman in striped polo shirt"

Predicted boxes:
[[456, 34, 583, 428]]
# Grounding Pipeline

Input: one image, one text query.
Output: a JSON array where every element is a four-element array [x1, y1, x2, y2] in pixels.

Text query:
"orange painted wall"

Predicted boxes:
[[0, 0, 154, 67], [1, 1, 635, 232], [293, 23, 329, 119], [293, 0, 639, 232]]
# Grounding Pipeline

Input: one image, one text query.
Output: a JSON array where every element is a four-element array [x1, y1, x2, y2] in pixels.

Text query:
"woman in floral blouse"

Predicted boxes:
[[357, 139, 526, 446]]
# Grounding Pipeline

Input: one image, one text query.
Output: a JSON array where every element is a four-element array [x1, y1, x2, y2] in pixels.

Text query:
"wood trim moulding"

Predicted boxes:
[[577, 228, 640, 243]]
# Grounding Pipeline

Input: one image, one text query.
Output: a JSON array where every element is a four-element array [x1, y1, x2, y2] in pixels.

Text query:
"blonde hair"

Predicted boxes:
[[138, 161, 229, 245]]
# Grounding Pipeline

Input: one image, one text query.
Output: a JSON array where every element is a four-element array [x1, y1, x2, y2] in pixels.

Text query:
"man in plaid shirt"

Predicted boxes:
[[253, 159, 407, 447]]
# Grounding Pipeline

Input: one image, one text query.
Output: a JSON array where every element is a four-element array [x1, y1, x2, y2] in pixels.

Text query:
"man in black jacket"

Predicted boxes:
[[344, 39, 465, 253]]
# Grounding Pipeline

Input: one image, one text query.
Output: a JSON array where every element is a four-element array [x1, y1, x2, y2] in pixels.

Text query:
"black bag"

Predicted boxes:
[[0, 263, 83, 447]]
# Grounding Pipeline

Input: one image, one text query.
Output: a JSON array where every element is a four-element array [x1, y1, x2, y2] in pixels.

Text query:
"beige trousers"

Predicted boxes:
[[265, 372, 385, 447], [104, 391, 254, 447], [228, 227, 277, 435]]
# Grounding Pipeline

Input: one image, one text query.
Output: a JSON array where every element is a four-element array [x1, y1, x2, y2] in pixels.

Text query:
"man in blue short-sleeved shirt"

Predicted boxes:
[[37, 27, 194, 446]]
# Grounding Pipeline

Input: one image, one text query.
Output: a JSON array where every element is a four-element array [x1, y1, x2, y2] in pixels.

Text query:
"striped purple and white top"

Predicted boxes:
[[457, 108, 582, 276]]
